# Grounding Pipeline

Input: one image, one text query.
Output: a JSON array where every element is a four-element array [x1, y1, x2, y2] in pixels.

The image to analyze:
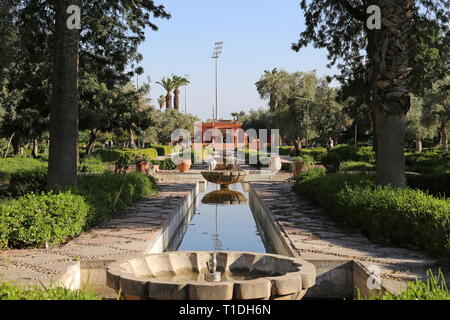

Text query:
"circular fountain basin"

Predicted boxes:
[[107, 251, 316, 300], [201, 171, 248, 188]]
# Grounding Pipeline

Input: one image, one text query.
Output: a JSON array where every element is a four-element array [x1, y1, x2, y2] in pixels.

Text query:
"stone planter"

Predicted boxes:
[[107, 251, 316, 300], [178, 159, 192, 173], [269, 156, 282, 171]]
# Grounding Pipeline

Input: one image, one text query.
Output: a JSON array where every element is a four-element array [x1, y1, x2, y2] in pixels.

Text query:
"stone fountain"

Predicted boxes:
[[201, 153, 248, 189], [107, 251, 316, 300]]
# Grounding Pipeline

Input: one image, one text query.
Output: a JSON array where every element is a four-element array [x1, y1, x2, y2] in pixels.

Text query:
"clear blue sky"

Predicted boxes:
[[140, 0, 337, 121]]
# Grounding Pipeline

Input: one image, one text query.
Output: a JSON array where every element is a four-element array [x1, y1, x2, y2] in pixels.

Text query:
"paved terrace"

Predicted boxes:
[[0, 183, 196, 289], [250, 182, 444, 290]]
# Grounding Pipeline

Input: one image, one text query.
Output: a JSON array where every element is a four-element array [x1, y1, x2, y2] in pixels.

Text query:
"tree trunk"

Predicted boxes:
[[441, 122, 448, 151], [2, 132, 15, 158], [415, 136, 422, 153], [86, 128, 99, 157], [166, 93, 173, 109], [129, 129, 137, 149], [174, 88, 180, 110], [32, 139, 39, 158], [47, 0, 80, 190], [367, 1, 412, 188]]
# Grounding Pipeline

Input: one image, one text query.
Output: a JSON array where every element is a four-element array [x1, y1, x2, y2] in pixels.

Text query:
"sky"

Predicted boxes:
[[139, 0, 338, 121]]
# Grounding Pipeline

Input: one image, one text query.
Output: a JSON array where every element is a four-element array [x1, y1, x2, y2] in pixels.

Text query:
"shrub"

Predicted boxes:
[[76, 172, 156, 227], [92, 148, 158, 163], [78, 156, 109, 175], [0, 158, 47, 183], [149, 144, 173, 156], [298, 168, 327, 181], [407, 172, 450, 198], [340, 161, 375, 172], [7, 168, 48, 196], [302, 148, 328, 162], [322, 153, 341, 173], [328, 145, 376, 163], [0, 172, 156, 249], [0, 282, 100, 300], [294, 173, 450, 257], [370, 270, 450, 300], [151, 158, 177, 170], [405, 150, 450, 174], [281, 162, 292, 172], [0, 192, 89, 248]]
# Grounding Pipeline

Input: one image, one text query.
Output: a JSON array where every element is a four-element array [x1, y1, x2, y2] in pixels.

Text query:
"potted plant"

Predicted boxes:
[[135, 155, 149, 174], [292, 155, 314, 179], [177, 157, 192, 173]]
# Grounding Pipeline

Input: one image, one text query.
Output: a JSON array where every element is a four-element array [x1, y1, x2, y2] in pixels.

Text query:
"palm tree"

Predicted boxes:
[[47, 0, 80, 189], [172, 75, 190, 111], [157, 95, 166, 109], [156, 77, 176, 109]]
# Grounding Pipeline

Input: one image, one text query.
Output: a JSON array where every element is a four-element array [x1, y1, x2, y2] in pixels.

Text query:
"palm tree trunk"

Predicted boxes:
[[166, 93, 173, 109], [174, 88, 180, 110], [367, 1, 412, 188], [48, 0, 80, 189]]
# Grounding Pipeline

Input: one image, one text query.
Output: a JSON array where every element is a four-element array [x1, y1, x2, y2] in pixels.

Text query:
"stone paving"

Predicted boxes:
[[250, 182, 442, 282], [0, 183, 196, 287]]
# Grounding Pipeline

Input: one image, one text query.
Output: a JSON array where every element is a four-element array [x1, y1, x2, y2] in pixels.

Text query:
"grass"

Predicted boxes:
[[369, 270, 450, 300], [0, 282, 100, 300]]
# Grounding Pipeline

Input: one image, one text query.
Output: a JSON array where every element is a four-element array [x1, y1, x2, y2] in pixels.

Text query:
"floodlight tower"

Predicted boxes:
[[212, 42, 223, 121]]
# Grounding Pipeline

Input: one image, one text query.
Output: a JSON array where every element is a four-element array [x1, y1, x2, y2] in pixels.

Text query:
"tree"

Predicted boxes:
[[405, 95, 438, 153], [47, 0, 80, 189], [293, 0, 449, 187], [255, 68, 291, 111], [422, 77, 450, 151], [172, 75, 190, 111], [157, 77, 177, 109], [157, 95, 166, 109]]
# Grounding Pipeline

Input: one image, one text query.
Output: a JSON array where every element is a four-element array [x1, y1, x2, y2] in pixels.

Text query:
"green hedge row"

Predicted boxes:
[[0, 172, 156, 249], [293, 173, 450, 257], [328, 145, 376, 163], [92, 148, 158, 163], [405, 150, 450, 174], [149, 144, 173, 156], [407, 173, 450, 199], [0, 158, 47, 183]]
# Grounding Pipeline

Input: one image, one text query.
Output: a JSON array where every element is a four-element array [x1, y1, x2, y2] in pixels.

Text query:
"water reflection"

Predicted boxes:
[[202, 190, 248, 205], [169, 183, 267, 253]]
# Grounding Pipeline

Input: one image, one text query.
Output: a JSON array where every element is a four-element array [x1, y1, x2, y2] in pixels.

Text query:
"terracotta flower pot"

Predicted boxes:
[[136, 161, 148, 174], [293, 161, 305, 180], [178, 159, 192, 173]]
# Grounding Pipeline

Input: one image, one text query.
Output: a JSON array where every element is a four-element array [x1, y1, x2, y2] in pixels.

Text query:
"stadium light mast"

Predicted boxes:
[[212, 41, 223, 121]]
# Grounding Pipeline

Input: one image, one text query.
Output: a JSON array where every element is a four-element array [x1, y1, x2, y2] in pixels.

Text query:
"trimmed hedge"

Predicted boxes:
[[0, 192, 89, 248], [0, 158, 47, 183], [7, 168, 48, 197], [407, 173, 450, 198], [405, 150, 450, 174], [302, 148, 328, 162], [149, 144, 173, 156], [0, 282, 100, 300], [0, 172, 156, 249], [340, 161, 375, 172], [329, 145, 376, 163], [293, 173, 450, 257], [92, 148, 158, 163]]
